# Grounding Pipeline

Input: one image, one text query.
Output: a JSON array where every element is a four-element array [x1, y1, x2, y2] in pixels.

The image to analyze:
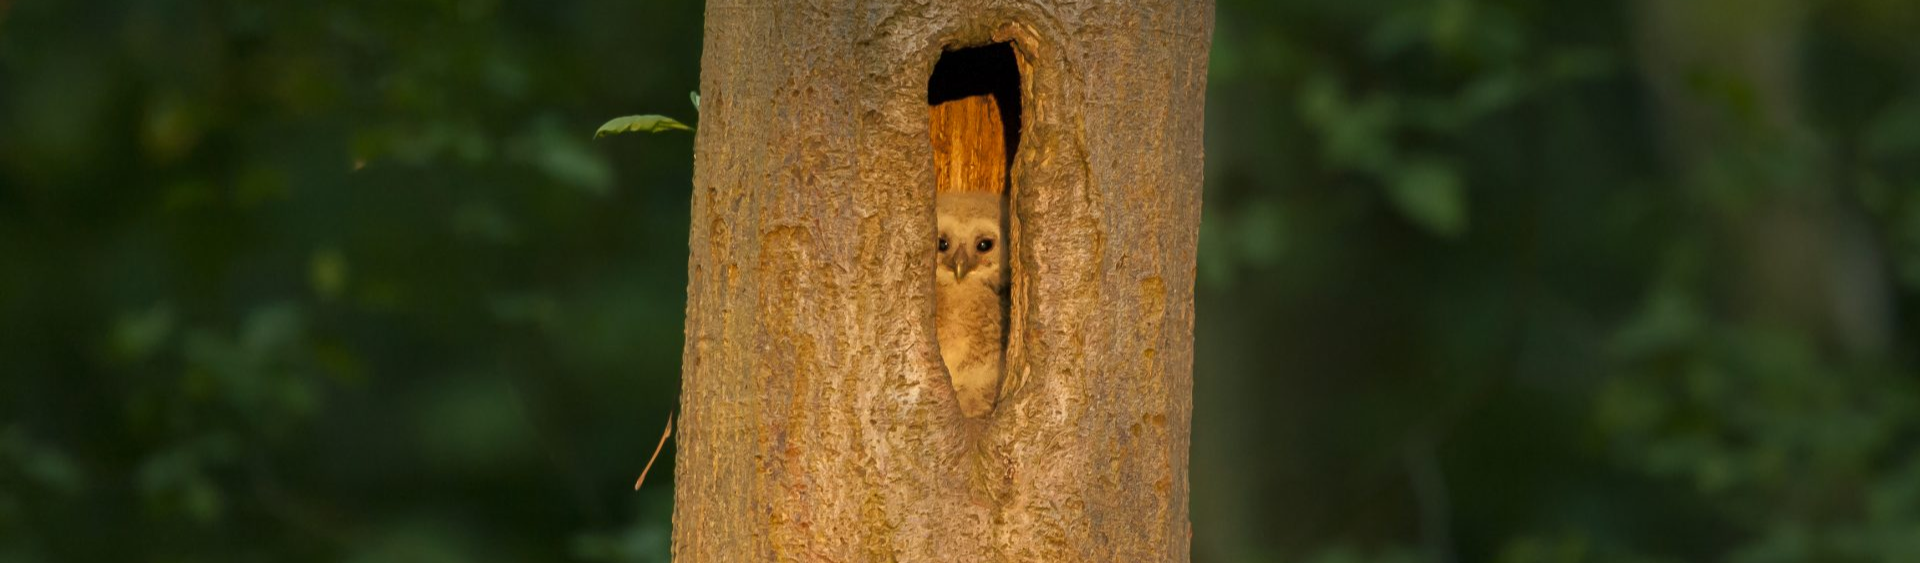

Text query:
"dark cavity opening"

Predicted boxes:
[[928, 42, 1021, 171]]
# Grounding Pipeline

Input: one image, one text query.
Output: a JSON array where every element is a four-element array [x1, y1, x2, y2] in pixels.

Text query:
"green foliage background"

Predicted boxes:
[[3, 1, 1919, 562]]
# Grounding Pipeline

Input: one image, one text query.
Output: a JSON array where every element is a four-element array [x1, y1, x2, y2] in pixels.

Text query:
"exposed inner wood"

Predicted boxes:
[[931, 94, 1007, 194]]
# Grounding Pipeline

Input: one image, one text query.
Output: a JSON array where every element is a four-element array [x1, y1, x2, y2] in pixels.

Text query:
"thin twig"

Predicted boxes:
[[634, 411, 675, 490]]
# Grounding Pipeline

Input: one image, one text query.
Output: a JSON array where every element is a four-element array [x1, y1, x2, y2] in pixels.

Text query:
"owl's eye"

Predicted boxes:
[[976, 239, 994, 252], [938, 237, 949, 252]]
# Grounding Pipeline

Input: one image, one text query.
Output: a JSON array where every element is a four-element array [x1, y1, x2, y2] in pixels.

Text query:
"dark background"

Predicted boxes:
[[4, 1, 1920, 561]]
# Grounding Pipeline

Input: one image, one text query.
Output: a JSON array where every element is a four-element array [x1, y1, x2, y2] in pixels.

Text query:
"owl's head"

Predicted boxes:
[[935, 192, 1007, 290]]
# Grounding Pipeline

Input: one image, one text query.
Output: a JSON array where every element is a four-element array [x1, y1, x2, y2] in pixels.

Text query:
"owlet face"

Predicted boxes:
[[935, 192, 1006, 291]]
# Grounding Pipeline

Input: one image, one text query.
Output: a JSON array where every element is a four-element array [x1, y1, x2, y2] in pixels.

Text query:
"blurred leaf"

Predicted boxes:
[[1609, 285, 1705, 358], [1386, 157, 1467, 238], [181, 478, 225, 523], [1300, 77, 1399, 173], [689, 91, 700, 111], [1732, 521, 1814, 563], [1430, 0, 1474, 55], [1456, 71, 1522, 120], [1, 428, 86, 496], [239, 304, 304, 357], [175, 304, 322, 428], [310, 248, 349, 301], [141, 90, 205, 163], [521, 117, 615, 194], [1594, 376, 1666, 437], [111, 303, 175, 362], [136, 434, 238, 524], [593, 115, 692, 138]]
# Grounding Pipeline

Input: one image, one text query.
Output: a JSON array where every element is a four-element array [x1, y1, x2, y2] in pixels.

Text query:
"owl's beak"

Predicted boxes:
[[953, 250, 978, 281]]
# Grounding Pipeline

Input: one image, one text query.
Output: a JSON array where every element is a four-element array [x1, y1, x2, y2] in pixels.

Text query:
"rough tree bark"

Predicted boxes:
[[675, 1, 1213, 561]]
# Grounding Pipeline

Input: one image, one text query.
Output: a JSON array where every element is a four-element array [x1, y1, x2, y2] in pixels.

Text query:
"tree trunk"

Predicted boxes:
[[674, 1, 1214, 561]]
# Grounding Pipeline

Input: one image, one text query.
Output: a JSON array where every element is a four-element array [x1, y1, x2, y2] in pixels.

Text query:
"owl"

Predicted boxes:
[[935, 192, 1008, 418]]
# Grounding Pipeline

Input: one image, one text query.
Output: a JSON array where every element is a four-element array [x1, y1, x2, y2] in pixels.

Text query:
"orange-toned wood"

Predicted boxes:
[[930, 94, 1006, 194]]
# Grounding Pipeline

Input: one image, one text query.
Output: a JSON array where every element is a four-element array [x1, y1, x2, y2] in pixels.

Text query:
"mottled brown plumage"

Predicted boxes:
[[935, 192, 1007, 418]]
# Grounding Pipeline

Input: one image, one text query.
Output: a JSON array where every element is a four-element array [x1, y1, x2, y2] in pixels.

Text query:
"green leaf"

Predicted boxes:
[[1387, 158, 1467, 238], [593, 115, 692, 139], [689, 91, 700, 111]]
